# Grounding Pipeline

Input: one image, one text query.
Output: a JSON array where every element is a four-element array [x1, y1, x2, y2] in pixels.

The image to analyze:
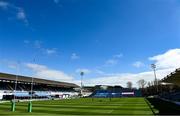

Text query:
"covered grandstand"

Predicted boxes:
[[162, 68, 180, 85], [144, 68, 180, 115], [144, 68, 180, 97], [160, 68, 180, 103], [0, 72, 79, 100]]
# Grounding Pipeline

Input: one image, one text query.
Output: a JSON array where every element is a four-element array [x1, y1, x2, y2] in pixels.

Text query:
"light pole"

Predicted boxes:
[[151, 64, 158, 93], [80, 72, 84, 97]]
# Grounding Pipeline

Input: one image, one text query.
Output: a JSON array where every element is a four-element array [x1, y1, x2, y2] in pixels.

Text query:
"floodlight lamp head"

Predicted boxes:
[[80, 72, 84, 76], [151, 64, 156, 69]]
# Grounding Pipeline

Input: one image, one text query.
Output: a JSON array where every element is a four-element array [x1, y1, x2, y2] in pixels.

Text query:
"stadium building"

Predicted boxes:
[[83, 85, 142, 98], [0, 72, 79, 100], [144, 68, 180, 106], [160, 68, 180, 103]]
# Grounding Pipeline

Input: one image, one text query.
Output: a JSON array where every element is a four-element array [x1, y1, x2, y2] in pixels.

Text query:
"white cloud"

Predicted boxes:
[[45, 48, 57, 55], [76, 68, 91, 74], [34, 40, 42, 49], [8, 63, 17, 69], [25, 40, 58, 56], [105, 59, 118, 66], [0, 1, 9, 9], [95, 69, 105, 75], [133, 61, 144, 68], [77, 48, 180, 88], [26, 63, 46, 71], [25, 63, 73, 82], [16, 9, 28, 24], [104, 53, 122, 66], [17, 9, 25, 19], [53, 0, 63, 7], [24, 40, 30, 44], [82, 68, 173, 88], [0, 1, 28, 25], [149, 48, 180, 69], [113, 54, 123, 58], [54, 0, 59, 4], [71, 53, 80, 60], [6, 48, 179, 88], [0, 60, 21, 71]]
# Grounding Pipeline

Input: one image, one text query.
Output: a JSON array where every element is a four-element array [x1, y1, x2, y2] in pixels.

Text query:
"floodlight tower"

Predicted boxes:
[[80, 71, 84, 97], [151, 64, 158, 93]]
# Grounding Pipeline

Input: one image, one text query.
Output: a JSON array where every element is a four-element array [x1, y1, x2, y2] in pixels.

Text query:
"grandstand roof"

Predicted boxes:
[[162, 68, 180, 86], [0, 72, 79, 88]]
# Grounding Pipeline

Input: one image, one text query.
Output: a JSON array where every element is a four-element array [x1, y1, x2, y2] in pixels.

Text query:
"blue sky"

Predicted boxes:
[[0, 0, 180, 87]]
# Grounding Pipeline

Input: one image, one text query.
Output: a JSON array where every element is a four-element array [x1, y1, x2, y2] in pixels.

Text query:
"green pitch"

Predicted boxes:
[[0, 97, 154, 115]]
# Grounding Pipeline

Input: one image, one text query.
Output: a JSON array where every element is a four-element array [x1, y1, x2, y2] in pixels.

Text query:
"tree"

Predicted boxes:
[[147, 82, 151, 87], [137, 79, 147, 88], [127, 81, 132, 89]]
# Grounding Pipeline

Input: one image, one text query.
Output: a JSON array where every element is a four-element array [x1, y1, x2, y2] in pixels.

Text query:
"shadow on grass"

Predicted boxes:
[[0, 103, 152, 115], [146, 98, 180, 115]]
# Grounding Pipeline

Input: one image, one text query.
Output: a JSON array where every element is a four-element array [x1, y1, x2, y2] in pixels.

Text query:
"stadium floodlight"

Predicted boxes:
[[11, 61, 20, 112], [80, 71, 84, 97], [151, 64, 158, 93]]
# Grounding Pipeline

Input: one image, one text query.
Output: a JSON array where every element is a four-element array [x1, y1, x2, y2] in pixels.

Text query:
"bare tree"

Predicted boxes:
[[137, 79, 147, 88], [127, 81, 132, 89]]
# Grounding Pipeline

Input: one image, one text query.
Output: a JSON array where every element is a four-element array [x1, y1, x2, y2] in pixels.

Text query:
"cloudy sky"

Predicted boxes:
[[0, 0, 180, 87]]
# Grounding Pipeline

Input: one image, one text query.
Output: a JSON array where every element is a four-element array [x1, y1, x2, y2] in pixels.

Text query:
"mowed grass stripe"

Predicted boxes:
[[0, 97, 154, 115], [32, 104, 151, 110], [110, 97, 152, 115], [31, 105, 151, 111]]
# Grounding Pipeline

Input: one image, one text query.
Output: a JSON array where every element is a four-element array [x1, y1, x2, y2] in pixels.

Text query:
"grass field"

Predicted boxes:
[[0, 97, 154, 115]]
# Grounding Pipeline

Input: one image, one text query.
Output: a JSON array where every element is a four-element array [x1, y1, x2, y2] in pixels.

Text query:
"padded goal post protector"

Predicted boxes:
[[28, 101, 32, 113], [11, 101, 16, 112]]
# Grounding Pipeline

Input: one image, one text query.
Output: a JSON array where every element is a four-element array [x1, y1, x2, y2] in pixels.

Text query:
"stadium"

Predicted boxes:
[[0, 72, 79, 100], [0, 68, 179, 115], [1, 0, 180, 115]]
